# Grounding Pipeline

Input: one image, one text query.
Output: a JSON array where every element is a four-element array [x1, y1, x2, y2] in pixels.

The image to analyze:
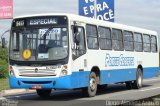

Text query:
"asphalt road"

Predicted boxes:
[[1, 77, 160, 106]]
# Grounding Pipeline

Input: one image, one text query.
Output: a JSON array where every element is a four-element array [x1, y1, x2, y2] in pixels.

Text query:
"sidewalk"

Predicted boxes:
[[0, 89, 36, 96]]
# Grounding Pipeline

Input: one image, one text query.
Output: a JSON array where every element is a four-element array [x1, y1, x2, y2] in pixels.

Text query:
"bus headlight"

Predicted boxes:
[[9, 66, 15, 77], [60, 65, 68, 77], [60, 69, 68, 77]]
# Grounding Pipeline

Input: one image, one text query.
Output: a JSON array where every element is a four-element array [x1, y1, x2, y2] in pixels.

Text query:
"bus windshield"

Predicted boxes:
[[9, 27, 68, 62]]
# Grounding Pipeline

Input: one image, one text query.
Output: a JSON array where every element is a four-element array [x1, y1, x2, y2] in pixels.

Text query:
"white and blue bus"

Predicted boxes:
[[8, 13, 159, 97]]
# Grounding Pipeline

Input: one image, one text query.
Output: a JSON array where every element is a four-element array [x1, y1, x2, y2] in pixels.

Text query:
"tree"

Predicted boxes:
[[0, 46, 8, 78]]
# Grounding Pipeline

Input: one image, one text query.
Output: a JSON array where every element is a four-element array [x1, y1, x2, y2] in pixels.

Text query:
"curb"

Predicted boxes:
[[0, 89, 35, 96]]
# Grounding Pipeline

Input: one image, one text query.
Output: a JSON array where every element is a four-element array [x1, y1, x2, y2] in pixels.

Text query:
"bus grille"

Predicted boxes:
[[18, 69, 56, 77], [22, 81, 52, 84]]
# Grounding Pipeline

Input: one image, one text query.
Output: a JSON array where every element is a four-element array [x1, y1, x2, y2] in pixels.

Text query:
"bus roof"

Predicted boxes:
[[13, 13, 157, 36]]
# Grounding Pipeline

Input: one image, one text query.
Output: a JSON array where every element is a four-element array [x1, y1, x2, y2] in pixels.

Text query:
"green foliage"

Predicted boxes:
[[0, 78, 9, 91], [0, 47, 8, 78]]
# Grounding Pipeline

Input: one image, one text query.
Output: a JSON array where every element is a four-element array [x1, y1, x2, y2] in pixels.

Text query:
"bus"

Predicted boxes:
[[7, 13, 159, 97]]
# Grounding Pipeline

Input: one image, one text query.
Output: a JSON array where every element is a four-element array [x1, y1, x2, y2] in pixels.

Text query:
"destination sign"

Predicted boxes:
[[12, 16, 68, 28], [29, 18, 57, 26]]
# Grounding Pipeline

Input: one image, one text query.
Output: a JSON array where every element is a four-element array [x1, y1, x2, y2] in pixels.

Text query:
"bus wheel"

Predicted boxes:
[[125, 81, 132, 89], [36, 89, 52, 97], [133, 68, 143, 89], [82, 72, 97, 97]]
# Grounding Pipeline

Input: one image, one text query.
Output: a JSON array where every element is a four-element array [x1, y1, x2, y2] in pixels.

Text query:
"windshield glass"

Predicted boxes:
[[9, 27, 68, 61]]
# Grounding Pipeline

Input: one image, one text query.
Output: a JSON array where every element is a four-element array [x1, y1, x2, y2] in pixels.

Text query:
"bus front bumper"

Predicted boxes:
[[9, 76, 73, 89]]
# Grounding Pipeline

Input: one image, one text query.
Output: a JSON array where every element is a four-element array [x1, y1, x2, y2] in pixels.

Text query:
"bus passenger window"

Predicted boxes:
[[112, 29, 123, 51], [134, 33, 143, 52], [98, 27, 112, 50], [151, 35, 157, 52], [86, 24, 99, 49], [124, 31, 134, 51], [143, 34, 151, 52]]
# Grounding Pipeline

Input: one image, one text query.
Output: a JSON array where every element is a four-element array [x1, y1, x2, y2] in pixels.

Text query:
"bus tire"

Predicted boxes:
[[82, 72, 97, 97], [125, 81, 132, 89], [36, 89, 52, 97], [98, 84, 108, 91], [133, 68, 143, 89]]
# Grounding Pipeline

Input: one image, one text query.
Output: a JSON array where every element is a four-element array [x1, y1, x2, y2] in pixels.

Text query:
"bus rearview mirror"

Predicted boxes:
[[2, 38, 6, 48]]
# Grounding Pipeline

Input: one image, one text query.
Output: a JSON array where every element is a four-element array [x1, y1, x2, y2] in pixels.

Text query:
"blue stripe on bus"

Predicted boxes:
[[100, 67, 159, 84], [9, 67, 159, 89]]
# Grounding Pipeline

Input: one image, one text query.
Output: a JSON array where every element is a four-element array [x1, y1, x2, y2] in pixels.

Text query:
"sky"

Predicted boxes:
[[0, 0, 160, 47]]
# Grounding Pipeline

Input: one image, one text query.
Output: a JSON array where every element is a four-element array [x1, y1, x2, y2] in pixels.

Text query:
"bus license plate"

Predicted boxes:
[[31, 85, 42, 89]]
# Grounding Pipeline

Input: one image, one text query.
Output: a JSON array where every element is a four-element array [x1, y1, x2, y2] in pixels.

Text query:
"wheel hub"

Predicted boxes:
[[138, 75, 142, 86], [90, 78, 96, 91]]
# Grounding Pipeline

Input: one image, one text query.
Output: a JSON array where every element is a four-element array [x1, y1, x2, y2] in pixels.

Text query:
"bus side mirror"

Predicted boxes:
[[2, 38, 6, 48]]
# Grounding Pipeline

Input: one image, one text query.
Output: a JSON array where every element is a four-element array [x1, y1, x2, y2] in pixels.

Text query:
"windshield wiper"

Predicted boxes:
[[40, 26, 54, 45], [41, 26, 54, 39]]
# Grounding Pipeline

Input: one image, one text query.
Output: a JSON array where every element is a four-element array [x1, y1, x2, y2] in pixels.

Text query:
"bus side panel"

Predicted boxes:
[[109, 69, 136, 83], [143, 67, 159, 79], [100, 68, 136, 84], [100, 67, 159, 85], [100, 70, 110, 84], [71, 71, 90, 88]]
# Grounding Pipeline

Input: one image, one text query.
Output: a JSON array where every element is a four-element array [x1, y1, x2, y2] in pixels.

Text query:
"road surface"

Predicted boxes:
[[1, 77, 160, 106]]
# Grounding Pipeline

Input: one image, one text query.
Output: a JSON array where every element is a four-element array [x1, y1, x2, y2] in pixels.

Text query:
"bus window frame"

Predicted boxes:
[[123, 30, 134, 51], [143, 34, 151, 52], [111, 28, 124, 51], [134, 32, 143, 52], [151, 35, 158, 53], [86, 24, 99, 50], [98, 26, 112, 50]]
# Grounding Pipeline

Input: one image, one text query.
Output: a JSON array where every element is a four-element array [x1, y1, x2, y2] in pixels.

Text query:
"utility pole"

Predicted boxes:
[[94, 0, 97, 19]]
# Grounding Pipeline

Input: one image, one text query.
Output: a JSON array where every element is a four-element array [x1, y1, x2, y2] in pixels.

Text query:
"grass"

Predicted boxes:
[[0, 78, 9, 91]]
